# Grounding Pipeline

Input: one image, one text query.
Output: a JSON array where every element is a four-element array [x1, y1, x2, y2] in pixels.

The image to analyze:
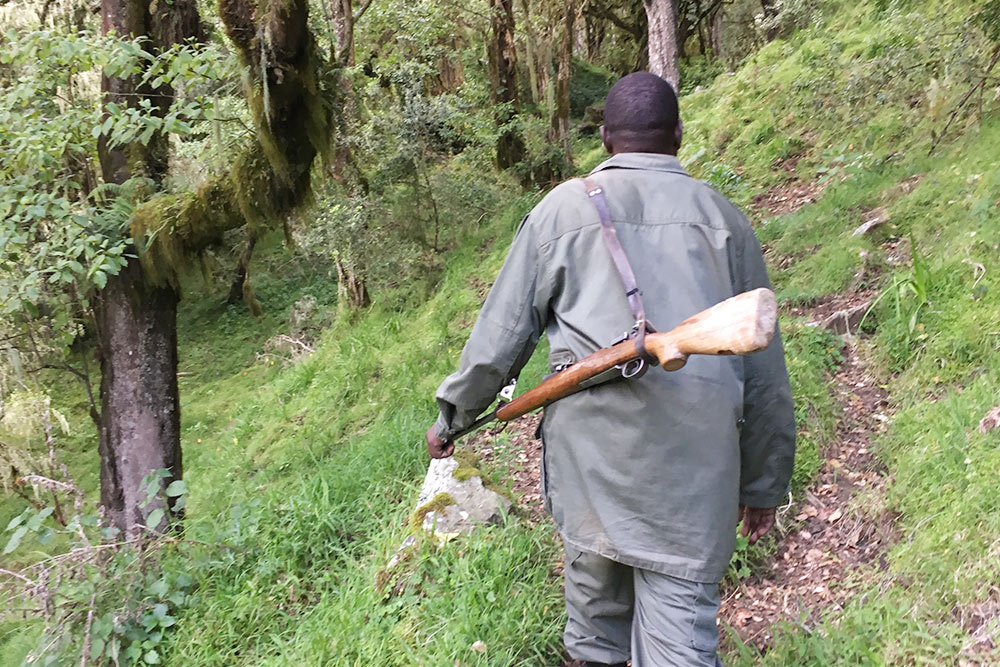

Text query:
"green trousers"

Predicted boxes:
[[563, 543, 725, 667]]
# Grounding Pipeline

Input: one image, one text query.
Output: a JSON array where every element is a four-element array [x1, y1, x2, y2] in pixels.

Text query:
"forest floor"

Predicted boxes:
[[718, 325, 895, 653]]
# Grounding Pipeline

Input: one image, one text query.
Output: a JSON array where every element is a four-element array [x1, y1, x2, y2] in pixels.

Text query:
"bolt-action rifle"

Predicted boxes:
[[446, 287, 778, 443]]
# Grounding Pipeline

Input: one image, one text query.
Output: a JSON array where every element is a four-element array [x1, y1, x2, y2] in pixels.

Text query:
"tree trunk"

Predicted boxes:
[[96, 0, 200, 537], [487, 0, 526, 170], [335, 255, 370, 309], [94, 260, 181, 538], [584, 9, 605, 61], [710, 2, 723, 60], [644, 0, 679, 89], [226, 233, 262, 317], [551, 0, 574, 171], [760, 0, 780, 41], [331, 0, 355, 66], [520, 0, 541, 105]]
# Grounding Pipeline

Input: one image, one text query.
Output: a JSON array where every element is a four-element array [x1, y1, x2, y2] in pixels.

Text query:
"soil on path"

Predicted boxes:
[[717, 333, 896, 652]]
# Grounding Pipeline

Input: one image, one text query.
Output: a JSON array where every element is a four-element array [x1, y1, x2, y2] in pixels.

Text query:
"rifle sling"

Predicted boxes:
[[581, 177, 659, 366]]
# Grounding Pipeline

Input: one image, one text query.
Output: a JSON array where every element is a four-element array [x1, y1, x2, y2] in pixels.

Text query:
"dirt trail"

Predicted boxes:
[[718, 332, 896, 651]]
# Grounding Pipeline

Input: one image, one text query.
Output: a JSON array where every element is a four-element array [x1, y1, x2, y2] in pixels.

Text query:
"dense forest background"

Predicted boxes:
[[2, 0, 1000, 663]]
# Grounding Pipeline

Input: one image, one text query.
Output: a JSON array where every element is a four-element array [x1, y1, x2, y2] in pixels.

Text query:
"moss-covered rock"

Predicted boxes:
[[409, 491, 456, 531]]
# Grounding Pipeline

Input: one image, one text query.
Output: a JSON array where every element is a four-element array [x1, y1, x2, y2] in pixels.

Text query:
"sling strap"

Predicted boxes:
[[581, 177, 659, 367]]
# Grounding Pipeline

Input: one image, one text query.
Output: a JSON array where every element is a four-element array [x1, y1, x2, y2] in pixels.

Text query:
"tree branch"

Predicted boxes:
[[353, 0, 374, 22], [585, 0, 643, 40], [929, 44, 1000, 155]]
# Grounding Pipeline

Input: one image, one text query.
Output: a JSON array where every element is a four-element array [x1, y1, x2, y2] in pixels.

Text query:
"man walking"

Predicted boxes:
[[426, 72, 795, 667]]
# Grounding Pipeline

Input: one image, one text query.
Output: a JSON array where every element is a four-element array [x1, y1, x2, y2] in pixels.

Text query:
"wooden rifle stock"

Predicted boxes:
[[494, 288, 778, 422]]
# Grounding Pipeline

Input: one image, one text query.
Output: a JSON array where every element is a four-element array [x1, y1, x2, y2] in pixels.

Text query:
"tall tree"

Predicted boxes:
[[329, 0, 372, 308], [95, 0, 202, 537], [550, 0, 575, 170], [520, 0, 542, 105], [487, 0, 526, 170], [644, 0, 680, 88], [92, 0, 330, 537]]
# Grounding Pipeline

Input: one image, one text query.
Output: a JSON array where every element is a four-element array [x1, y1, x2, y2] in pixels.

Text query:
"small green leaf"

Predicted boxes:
[[144, 649, 160, 664], [26, 506, 55, 531], [3, 526, 28, 554], [148, 578, 169, 597], [5, 510, 28, 532], [91, 637, 106, 660], [164, 480, 187, 497], [145, 508, 165, 529]]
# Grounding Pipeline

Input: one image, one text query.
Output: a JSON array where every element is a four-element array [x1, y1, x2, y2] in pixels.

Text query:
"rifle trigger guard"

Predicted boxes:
[[619, 358, 645, 379], [611, 329, 650, 381]]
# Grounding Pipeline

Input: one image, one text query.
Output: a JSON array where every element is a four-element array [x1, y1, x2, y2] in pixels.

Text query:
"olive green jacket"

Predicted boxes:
[[434, 153, 795, 582]]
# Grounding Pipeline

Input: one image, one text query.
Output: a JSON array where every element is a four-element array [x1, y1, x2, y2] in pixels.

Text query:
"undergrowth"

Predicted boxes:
[[4, 0, 1000, 663]]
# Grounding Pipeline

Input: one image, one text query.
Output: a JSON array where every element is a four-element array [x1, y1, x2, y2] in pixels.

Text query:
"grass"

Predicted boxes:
[[676, 0, 1000, 662], [4, 0, 1000, 663]]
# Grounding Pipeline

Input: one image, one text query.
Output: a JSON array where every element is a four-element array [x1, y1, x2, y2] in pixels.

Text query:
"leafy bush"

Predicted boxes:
[[569, 58, 615, 118]]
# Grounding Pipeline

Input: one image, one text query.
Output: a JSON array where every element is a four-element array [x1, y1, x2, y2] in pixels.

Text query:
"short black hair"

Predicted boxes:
[[603, 72, 679, 135]]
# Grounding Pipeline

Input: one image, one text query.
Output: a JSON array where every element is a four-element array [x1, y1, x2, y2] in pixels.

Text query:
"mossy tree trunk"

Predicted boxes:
[[96, 0, 202, 538], [94, 0, 328, 536], [329, 0, 371, 309], [487, 0, 527, 170]]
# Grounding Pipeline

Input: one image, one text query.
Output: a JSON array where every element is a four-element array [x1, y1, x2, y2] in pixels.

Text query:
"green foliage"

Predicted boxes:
[[863, 238, 935, 369], [678, 55, 726, 95], [0, 29, 227, 303], [568, 58, 614, 118], [1, 470, 198, 666], [975, 0, 1000, 42], [680, 0, 1000, 662], [6, 0, 1000, 664]]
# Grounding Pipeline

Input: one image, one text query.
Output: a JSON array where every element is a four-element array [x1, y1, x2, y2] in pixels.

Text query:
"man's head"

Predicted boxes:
[[600, 72, 681, 156]]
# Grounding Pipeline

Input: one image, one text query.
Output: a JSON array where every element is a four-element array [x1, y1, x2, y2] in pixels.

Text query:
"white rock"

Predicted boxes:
[[415, 456, 511, 536]]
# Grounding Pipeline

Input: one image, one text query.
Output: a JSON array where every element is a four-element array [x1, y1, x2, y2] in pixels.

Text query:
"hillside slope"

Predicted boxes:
[[3, 0, 999, 664]]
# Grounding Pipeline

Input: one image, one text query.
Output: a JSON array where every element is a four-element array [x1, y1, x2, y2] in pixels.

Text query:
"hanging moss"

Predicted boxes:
[[131, 0, 332, 289]]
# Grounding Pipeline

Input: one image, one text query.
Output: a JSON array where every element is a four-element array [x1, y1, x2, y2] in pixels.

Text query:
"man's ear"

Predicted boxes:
[[674, 119, 683, 151], [600, 125, 613, 154]]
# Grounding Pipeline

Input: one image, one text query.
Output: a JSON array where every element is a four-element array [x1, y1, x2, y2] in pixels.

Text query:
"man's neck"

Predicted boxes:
[[611, 147, 678, 157]]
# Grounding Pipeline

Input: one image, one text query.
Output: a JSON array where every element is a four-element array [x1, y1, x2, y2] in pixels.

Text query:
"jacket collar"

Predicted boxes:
[[589, 152, 689, 177]]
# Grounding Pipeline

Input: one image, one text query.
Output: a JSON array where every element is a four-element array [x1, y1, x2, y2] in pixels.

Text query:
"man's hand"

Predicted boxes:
[[738, 505, 776, 544], [425, 426, 455, 459]]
